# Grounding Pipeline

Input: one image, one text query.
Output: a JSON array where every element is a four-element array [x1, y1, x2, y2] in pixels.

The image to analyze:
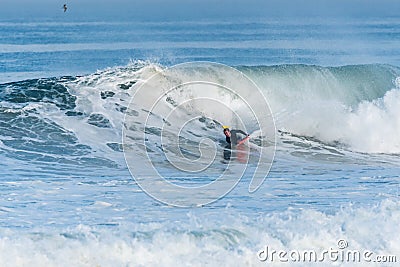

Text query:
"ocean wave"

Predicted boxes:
[[0, 62, 399, 165]]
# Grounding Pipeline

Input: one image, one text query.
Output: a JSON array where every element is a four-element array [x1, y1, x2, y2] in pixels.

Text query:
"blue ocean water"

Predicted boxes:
[[0, 9, 400, 267]]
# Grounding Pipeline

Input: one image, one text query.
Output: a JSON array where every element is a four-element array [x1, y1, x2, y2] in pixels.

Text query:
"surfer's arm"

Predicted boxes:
[[234, 129, 249, 136]]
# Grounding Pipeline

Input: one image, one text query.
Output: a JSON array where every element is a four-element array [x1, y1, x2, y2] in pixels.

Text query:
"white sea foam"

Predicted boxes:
[[0, 199, 398, 267]]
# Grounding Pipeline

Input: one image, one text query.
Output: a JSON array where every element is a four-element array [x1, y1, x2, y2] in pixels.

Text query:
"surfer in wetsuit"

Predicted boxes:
[[223, 128, 249, 146], [63, 4, 68, 12], [222, 127, 249, 161]]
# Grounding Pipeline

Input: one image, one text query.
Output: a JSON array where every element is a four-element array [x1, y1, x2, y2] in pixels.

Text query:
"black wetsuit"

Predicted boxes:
[[226, 129, 247, 145], [223, 129, 247, 160]]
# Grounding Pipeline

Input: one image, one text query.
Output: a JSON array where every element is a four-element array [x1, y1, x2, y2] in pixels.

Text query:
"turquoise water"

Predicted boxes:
[[0, 10, 399, 267]]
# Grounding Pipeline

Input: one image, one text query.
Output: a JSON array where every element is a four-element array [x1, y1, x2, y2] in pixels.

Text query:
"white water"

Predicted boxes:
[[0, 199, 398, 267]]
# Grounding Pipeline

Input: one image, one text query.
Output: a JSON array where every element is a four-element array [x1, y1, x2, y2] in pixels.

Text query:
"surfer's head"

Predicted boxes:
[[223, 128, 231, 137]]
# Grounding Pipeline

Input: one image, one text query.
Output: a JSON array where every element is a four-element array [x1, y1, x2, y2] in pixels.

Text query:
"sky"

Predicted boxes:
[[0, 0, 399, 21]]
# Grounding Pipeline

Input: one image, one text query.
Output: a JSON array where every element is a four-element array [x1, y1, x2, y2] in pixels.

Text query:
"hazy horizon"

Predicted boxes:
[[1, 0, 399, 21]]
